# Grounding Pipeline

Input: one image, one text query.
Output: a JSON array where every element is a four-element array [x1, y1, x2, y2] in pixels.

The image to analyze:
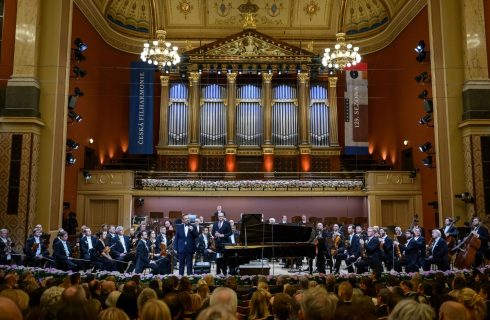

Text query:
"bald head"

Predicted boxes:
[[209, 287, 237, 313], [439, 301, 467, 320], [0, 296, 23, 320], [62, 285, 87, 304]]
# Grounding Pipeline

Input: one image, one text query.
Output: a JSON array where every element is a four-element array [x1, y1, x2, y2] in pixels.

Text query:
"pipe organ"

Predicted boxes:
[[156, 28, 341, 175]]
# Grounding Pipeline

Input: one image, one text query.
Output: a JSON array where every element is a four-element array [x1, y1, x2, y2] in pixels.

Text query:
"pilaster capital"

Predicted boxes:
[[328, 76, 338, 87], [262, 73, 273, 82], [297, 73, 310, 83], [160, 76, 170, 86], [227, 72, 238, 82], [188, 72, 201, 85]]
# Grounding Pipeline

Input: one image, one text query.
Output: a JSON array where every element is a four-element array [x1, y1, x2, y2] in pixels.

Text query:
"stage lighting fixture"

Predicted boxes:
[[257, 65, 262, 75], [328, 68, 335, 75], [164, 65, 170, 74], [414, 40, 425, 53], [267, 64, 272, 74], [74, 87, 84, 96], [415, 71, 430, 83], [285, 65, 290, 74], [418, 89, 428, 99], [277, 65, 283, 75], [73, 49, 85, 62], [217, 64, 222, 74], [422, 155, 433, 167], [66, 153, 76, 165], [68, 110, 82, 123], [414, 40, 428, 62], [66, 139, 80, 150], [248, 65, 253, 74], [296, 64, 301, 73], [198, 64, 203, 74], [409, 169, 418, 178], [227, 64, 233, 73], [74, 38, 88, 52], [68, 87, 84, 109], [423, 99, 433, 113], [418, 113, 432, 125], [238, 64, 243, 74], [180, 71, 186, 78], [83, 170, 92, 180], [73, 66, 87, 78], [419, 142, 432, 153]]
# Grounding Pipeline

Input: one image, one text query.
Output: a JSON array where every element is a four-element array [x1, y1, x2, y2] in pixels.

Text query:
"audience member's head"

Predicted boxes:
[[388, 299, 436, 320], [140, 299, 171, 320], [0, 289, 30, 312], [196, 306, 237, 320], [338, 281, 353, 302], [0, 296, 23, 320], [438, 301, 467, 320], [299, 287, 338, 320], [249, 290, 270, 320], [101, 280, 116, 294], [457, 288, 486, 320], [62, 285, 88, 304], [209, 287, 238, 313], [272, 293, 293, 320], [98, 307, 130, 320], [163, 292, 184, 320], [105, 291, 121, 308], [137, 288, 157, 315]]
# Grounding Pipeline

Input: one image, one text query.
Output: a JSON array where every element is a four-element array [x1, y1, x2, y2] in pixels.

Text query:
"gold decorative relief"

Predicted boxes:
[[206, 34, 294, 56], [304, 0, 320, 21], [177, 0, 193, 19], [242, 12, 258, 29], [214, 0, 233, 17]]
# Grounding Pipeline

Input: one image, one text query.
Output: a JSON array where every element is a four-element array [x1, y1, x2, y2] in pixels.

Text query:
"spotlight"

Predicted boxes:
[[328, 68, 335, 75], [418, 89, 428, 99], [455, 192, 475, 203], [227, 64, 232, 73], [73, 66, 87, 78], [422, 155, 433, 167], [66, 153, 76, 165], [419, 142, 432, 153], [68, 110, 82, 122], [198, 64, 203, 74], [415, 71, 430, 83], [66, 139, 80, 150], [418, 113, 432, 125], [256, 65, 262, 75], [180, 71, 186, 78], [73, 49, 85, 62], [135, 198, 144, 206], [414, 40, 425, 54], [217, 64, 222, 74], [416, 51, 427, 63], [74, 38, 88, 52], [296, 64, 301, 73], [267, 64, 272, 74], [88, 138, 94, 144], [164, 65, 170, 74], [74, 87, 84, 96], [285, 65, 290, 74], [68, 87, 84, 109], [414, 40, 428, 62], [238, 64, 243, 74], [83, 170, 92, 180], [277, 65, 283, 75], [423, 99, 433, 113]]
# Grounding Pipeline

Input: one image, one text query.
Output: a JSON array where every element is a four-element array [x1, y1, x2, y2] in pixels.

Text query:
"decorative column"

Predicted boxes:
[[262, 73, 274, 177], [225, 72, 237, 178], [328, 76, 339, 146], [157, 76, 170, 147], [188, 72, 201, 174], [298, 73, 311, 174]]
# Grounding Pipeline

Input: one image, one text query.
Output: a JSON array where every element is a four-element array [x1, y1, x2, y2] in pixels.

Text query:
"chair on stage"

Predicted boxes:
[[168, 211, 182, 219], [149, 211, 164, 223], [323, 217, 338, 227], [291, 215, 302, 223]]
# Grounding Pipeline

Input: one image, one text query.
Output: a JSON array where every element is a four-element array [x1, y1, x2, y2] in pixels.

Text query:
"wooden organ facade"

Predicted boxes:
[[155, 29, 341, 176]]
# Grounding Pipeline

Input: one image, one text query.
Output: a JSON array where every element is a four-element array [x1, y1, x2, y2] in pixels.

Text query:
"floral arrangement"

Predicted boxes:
[[1, 264, 483, 286], [140, 179, 364, 191]]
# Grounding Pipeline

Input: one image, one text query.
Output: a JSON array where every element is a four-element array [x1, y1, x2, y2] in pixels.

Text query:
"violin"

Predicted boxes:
[[160, 242, 167, 256], [31, 242, 39, 253]]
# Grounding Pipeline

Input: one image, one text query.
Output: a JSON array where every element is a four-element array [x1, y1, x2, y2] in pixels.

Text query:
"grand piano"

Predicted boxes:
[[224, 214, 316, 267]]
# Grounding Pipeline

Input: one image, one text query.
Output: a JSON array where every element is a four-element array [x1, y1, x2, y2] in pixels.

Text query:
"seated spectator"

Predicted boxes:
[[272, 293, 293, 320], [196, 306, 236, 320], [457, 288, 486, 320], [210, 287, 238, 313], [438, 301, 467, 320], [0, 296, 23, 320], [140, 299, 171, 320], [249, 291, 270, 320], [337, 281, 353, 305], [164, 292, 184, 320], [137, 288, 157, 317], [0, 289, 30, 313], [196, 280, 210, 301], [387, 299, 435, 320], [98, 307, 130, 320], [105, 291, 121, 308], [299, 287, 338, 320]]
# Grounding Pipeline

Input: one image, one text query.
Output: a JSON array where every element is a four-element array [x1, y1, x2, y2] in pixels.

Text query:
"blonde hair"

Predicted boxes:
[[137, 288, 157, 314], [0, 289, 29, 311], [458, 288, 486, 320], [98, 307, 129, 320], [249, 291, 270, 320], [196, 282, 210, 300], [388, 299, 435, 320], [190, 293, 203, 312], [140, 299, 171, 320]]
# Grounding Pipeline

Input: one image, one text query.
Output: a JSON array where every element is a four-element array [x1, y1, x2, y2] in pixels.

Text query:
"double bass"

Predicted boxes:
[[445, 216, 460, 256], [453, 218, 481, 269]]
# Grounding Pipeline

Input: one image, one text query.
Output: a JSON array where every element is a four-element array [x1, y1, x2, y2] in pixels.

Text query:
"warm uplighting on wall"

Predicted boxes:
[[88, 138, 94, 144], [121, 142, 128, 153], [368, 144, 374, 155], [403, 139, 409, 146], [381, 150, 387, 161]]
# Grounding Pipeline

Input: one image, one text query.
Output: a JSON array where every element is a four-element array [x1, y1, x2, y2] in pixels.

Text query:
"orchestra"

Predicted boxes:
[[3, 212, 490, 275]]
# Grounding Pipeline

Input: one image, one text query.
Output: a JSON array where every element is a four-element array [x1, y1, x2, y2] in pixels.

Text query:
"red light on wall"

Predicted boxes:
[[368, 144, 374, 154], [188, 154, 199, 172], [225, 154, 236, 172], [381, 150, 387, 161], [263, 154, 274, 172], [300, 154, 311, 172], [121, 141, 128, 153]]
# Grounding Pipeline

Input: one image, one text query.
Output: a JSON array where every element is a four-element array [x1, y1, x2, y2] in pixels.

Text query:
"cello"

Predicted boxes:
[[453, 217, 481, 269], [446, 216, 460, 257]]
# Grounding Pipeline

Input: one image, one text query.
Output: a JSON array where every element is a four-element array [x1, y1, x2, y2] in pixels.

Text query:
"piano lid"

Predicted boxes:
[[240, 223, 313, 244]]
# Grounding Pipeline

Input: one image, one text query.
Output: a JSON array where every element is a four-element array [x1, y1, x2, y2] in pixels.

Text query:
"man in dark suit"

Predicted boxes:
[[472, 216, 489, 267], [413, 227, 426, 269], [196, 227, 215, 262], [79, 227, 98, 270], [355, 227, 383, 275], [423, 229, 449, 271], [396, 230, 420, 272], [111, 226, 134, 272], [24, 228, 53, 267], [379, 228, 394, 271], [334, 224, 360, 273], [175, 214, 199, 275], [134, 230, 165, 274], [442, 217, 459, 238], [212, 212, 232, 275], [53, 230, 78, 271]]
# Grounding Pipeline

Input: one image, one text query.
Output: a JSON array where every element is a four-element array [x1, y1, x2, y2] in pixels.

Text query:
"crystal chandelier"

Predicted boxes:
[[322, 33, 361, 71], [140, 29, 181, 71]]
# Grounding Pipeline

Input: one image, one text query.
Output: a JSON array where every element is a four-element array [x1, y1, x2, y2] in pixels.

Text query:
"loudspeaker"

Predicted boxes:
[[193, 261, 211, 274]]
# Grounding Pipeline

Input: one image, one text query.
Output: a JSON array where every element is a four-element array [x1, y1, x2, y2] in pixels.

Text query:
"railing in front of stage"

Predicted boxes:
[[133, 171, 366, 191]]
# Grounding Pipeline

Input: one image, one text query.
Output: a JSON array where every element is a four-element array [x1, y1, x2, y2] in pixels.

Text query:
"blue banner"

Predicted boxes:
[[129, 61, 154, 154]]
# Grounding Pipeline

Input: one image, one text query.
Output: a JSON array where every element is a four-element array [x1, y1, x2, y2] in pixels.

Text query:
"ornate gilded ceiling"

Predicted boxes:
[[76, 0, 426, 55]]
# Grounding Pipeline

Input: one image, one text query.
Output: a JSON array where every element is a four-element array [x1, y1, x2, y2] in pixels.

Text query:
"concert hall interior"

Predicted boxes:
[[0, 0, 489, 253]]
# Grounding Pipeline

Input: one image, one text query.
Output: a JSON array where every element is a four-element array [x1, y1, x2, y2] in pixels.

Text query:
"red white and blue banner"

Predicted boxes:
[[129, 61, 154, 154], [344, 63, 369, 155]]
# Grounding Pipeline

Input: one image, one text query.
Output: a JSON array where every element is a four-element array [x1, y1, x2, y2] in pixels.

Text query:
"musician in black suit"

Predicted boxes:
[[24, 228, 53, 267], [134, 231, 167, 274], [310, 223, 329, 274], [355, 227, 383, 275], [472, 216, 489, 267], [79, 228, 98, 270], [396, 230, 420, 272], [379, 228, 394, 271], [212, 212, 232, 275], [442, 218, 459, 238], [53, 230, 78, 271], [413, 227, 426, 268], [174, 214, 199, 275], [111, 226, 134, 272], [334, 224, 360, 273], [156, 226, 170, 247], [423, 229, 449, 271], [196, 227, 216, 262]]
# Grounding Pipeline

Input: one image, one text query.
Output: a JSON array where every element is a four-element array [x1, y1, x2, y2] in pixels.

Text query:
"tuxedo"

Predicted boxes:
[[413, 236, 426, 267], [212, 220, 232, 275], [134, 239, 169, 274], [380, 236, 394, 270], [334, 233, 360, 273], [213, 211, 226, 221], [53, 240, 78, 271], [442, 225, 458, 238], [80, 235, 98, 261], [174, 223, 199, 275], [196, 233, 215, 262], [400, 237, 419, 272], [474, 225, 489, 267], [423, 237, 449, 271], [24, 236, 52, 267], [355, 236, 383, 275], [111, 235, 132, 258]]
